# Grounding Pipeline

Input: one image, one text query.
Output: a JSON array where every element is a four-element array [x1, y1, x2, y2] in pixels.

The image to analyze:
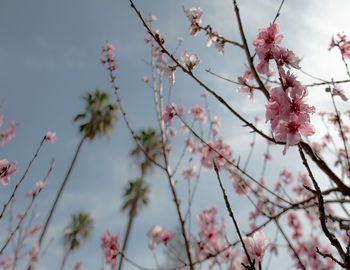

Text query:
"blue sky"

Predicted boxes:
[[1, 0, 350, 269]]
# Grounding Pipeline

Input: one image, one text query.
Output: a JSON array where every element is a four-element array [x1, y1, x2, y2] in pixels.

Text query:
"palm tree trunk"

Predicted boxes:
[[60, 249, 70, 270], [117, 177, 144, 270], [27, 136, 86, 270]]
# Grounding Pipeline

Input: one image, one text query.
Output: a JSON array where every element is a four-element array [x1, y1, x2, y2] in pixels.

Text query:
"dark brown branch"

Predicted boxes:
[[213, 162, 255, 269], [298, 144, 350, 268]]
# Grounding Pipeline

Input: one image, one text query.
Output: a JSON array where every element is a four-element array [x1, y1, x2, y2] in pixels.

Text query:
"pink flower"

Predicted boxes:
[[45, 131, 56, 143], [16, 211, 25, 219], [101, 230, 121, 270], [185, 137, 197, 154], [274, 115, 315, 155], [28, 225, 43, 237], [254, 116, 261, 122], [147, 225, 175, 249], [165, 144, 172, 152], [185, 7, 203, 36], [36, 181, 47, 189], [143, 76, 150, 83], [185, 7, 203, 25], [0, 160, 18, 186], [181, 164, 198, 180], [229, 169, 254, 195], [200, 139, 233, 170], [27, 244, 40, 267], [1, 121, 17, 146], [101, 42, 118, 72], [212, 116, 221, 136], [161, 231, 175, 245], [166, 127, 177, 138], [288, 213, 303, 240], [181, 51, 200, 70], [0, 255, 12, 270], [215, 39, 225, 56], [273, 47, 301, 69], [253, 23, 283, 50], [243, 230, 270, 265], [329, 33, 350, 59], [71, 262, 82, 270], [147, 225, 163, 250], [237, 70, 256, 101], [264, 153, 272, 160], [162, 104, 176, 125], [145, 15, 157, 22], [255, 47, 274, 74], [206, 32, 218, 47], [177, 36, 184, 43], [188, 105, 206, 123]]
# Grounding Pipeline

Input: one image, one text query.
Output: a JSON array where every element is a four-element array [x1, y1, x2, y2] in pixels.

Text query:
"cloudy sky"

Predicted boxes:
[[1, 0, 350, 269]]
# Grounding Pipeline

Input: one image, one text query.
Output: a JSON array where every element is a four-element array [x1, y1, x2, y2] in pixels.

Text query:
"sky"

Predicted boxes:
[[1, 0, 350, 269]]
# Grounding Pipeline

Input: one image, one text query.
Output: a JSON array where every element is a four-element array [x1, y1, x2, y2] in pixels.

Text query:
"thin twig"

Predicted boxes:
[[0, 137, 46, 219]]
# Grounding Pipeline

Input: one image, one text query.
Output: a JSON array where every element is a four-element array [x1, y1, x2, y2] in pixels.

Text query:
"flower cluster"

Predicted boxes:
[[237, 70, 257, 101], [329, 32, 350, 59], [146, 225, 175, 250], [200, 139, 233, 170], [27, 244, 40, 267], [184, 7, 225, 55], [194, 207, 225, 267], [254, 24, 316, 154], [101, 230, 121, 270], [0, 159, 18, 186], [188, 105, 207, 123], [185, 7, 203, 36], [0, 256, 12, 270], [253, 23, 300, 74], [0, 118, 20, 146], [162, 104, 185, 126], [181, 163, 198, 180], [101, 42, 118, 72]]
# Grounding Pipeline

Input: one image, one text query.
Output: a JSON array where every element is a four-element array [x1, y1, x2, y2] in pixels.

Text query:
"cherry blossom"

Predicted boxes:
[[142, 76, 150, 83], [0, 159, 18, 186], [200, 139, 233, 170], [0, 255, 12, 270], [27, 244, 40, 267], [71, 262, 82, 270], [45, 131, 56, 143], [185, 137, 197, 154], [1, 121, 17, 146], [146, 225, 175, 250], [329, 32, 350, 59], [101, 230, 121, 270], [162, 104, 177, 125], [28, 225, 43, 237], [101, 42, 118, 72], [237, 70, 256, 101], [181, 164, 198, 180], [181, 51, 200, 70], [253, 23, 283, 50], [242, 230, 270, 265], [36, 181, 48, 189], [188, 105, 207, 123], [185, 7, 203, 36]]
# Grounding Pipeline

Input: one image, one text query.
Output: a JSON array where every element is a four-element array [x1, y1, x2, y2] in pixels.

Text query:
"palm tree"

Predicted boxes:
[[118, 128, 162, 270], [28, 90, 118, 270], [130, 128, 163, 176], [60, 212, 94, 270]]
